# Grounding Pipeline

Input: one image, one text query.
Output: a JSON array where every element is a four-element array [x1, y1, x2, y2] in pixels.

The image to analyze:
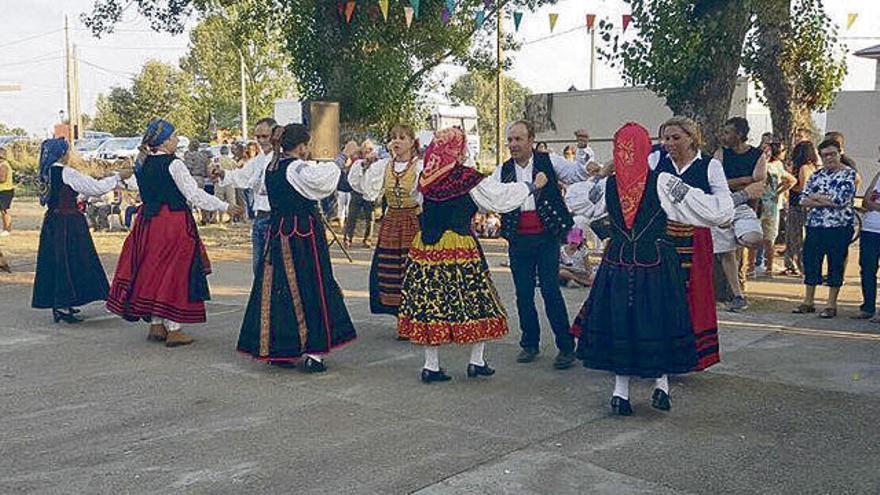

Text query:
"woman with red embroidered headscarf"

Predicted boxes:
[[566, 123, 733, 416], [398, 127, 548, 383]]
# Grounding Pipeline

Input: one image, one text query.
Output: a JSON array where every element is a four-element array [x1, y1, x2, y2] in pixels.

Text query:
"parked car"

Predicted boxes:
[[94, 137, 141, 161], [74, 138, 107, 161], [83, 130, 113, 140]]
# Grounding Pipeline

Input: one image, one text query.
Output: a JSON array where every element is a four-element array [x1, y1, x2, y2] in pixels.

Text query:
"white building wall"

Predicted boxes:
[[826, 90, 880, 192]]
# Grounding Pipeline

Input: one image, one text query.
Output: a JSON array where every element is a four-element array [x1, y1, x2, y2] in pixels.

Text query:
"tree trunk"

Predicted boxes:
[[666, 0, 752, 154]]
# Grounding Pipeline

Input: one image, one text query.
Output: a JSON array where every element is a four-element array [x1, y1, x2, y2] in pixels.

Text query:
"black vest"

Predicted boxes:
[[265, 157, 320, 218], [499, 152, 573, 242], [603, 171, 673, 266], [47, 166, 78, 212], [419, 195, 478, 246], [136, 154, 189, 219], [655, 154, 712, 193]]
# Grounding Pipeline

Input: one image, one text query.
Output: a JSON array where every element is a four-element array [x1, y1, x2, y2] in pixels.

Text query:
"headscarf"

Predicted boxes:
[[418, 127, 483, 202], [613, 122, 652, 230], [38, 138, 69, 206], [135, 119, 176, 172]]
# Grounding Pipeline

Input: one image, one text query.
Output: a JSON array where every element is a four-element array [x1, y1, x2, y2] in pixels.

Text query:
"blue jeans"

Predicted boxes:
[[251, 215, 271, 276]]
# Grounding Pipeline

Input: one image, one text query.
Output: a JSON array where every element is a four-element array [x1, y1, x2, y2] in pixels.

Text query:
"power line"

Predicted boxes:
[[79, 59, 137, 77], [521, 25, 588, 46], [0, 49, 64, 68], [77, 45, 188, 51], [0, 28, 62, 50], [0, 55, 64, 69]]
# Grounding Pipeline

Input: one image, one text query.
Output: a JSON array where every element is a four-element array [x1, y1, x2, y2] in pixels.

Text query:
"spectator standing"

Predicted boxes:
[[782, 141, 820, 276], [754, 141, 796, 278], [794, 139, 857, 319], [0, 146, 14, 236], [344, 139, 378, 248], [214, 145, 239, 222], [853, 146, 880, 321], [183, 140, 212, 224]]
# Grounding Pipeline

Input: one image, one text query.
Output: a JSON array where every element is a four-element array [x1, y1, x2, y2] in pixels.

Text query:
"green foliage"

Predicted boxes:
[[180, 4, 297, 132], [83, 0, 556, 135], [93, 60, 198, 137], [0, 123, 28, 136], [449, 71, 531, 156]]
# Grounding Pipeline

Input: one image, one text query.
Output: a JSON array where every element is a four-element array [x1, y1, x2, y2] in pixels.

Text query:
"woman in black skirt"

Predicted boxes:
[[566, 123, 733, 415], [237, 124, 356, 372], [31, 138, 131, 323]]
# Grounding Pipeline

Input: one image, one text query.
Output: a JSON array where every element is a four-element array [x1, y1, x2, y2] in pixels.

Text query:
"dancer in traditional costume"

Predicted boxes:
[[566, 123, 733, 415], [398, 127, 549, 383], [348, 125, 423, 319], [236, 124, 356, 372], [31, 138, 129, 323], [107, 120, 242, 346], [647, 116, 733, 371]]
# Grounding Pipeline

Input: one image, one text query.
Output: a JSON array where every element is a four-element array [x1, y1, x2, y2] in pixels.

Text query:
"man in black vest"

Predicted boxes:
[[492, 120, 592, 369]]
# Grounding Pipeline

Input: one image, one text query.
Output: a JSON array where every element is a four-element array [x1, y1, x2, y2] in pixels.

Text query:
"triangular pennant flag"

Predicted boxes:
[[446, 0, 456, 16], [404, 6, 414, 27], [409, 0, 420, 18], [379, 0, 389, 21], [475, 9, 485, 28], [586, 14, 596, 30], [442, 7, 450, 24], [345, 1, 356, 23], [336, 2, 345, 18], [483, 0, 492, 9], [549, 13, 559, 32], [847, 13, 858, 30], [513, 11, 523, 31], [622, 14, 632, 32]]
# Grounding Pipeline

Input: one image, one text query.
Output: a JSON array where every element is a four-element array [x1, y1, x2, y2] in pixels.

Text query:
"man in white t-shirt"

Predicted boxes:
[[855, 151, 880, 321]]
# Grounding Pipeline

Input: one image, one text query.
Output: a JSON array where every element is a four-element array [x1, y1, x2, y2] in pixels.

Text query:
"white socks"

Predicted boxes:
[[157, 319, 180, 332], [305, 353, 324, 363], [654, 374, 669, 393], [613, 375, 630, 400], [423, 347, 440, 371], [469, 342, 486, 366]]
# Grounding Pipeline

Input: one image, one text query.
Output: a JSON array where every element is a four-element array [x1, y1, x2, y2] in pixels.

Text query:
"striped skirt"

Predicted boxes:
[[397, 230, 509, 345], [369, 207, 420, 315]]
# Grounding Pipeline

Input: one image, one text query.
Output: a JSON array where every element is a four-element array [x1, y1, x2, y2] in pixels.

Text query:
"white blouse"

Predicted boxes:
[[469, 178, 533, 214], [285, 159, 341, 201], [123, 155, 229, 212], [566, 173, 734, 228], [55, 164, 121, 198], [218, 152, 273, 212], [350, 157, 424, 204]]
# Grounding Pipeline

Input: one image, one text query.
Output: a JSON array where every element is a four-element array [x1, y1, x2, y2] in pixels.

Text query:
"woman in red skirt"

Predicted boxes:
[[107, 119, 243, 346]]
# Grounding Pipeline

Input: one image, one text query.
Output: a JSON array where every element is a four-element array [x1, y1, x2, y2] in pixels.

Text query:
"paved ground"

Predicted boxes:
[[1, 203, 879, 494]]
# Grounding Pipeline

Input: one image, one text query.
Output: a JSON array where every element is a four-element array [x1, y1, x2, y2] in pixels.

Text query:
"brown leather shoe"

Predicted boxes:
[[147, 324, 168, 342], [165, 331, 194, 347]]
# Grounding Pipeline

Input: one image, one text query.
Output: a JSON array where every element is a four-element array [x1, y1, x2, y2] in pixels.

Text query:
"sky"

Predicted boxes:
[[0, 0, 878, 135]]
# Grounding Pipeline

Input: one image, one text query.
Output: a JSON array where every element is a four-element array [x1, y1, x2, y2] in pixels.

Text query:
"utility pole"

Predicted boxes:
[[73, 44, 82, 139], [495, 2, 504, 167], [64, 15, 74, 142], [240, 49, 248, 140], [589, 27, 597, 90]]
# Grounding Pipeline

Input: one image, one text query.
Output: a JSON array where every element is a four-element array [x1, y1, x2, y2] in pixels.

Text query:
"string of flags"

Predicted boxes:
[[336, 0, 634, 34]]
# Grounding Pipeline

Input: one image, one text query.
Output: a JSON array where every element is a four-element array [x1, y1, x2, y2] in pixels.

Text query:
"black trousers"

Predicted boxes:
[[859, 230, 880, 314], [508, 233, 574, 353], [343, 191, 373, 242], [803, 226, 853, 288]]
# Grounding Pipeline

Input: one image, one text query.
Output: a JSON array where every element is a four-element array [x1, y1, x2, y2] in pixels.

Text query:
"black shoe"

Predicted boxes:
[[467, 362, 495, 378], [610, 396, 633, 416], [651, 389, 671, 411], [303, 356, 327, 373], [553, 351, 576, 370], [420, 368, 452, 383], [68, 307, 81, 314], [516, 348, 539, 363], [53, 309, 83, 324]]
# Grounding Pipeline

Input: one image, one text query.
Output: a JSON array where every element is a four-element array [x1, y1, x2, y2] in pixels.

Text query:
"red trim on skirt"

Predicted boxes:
[[689, 227, 720, 370]]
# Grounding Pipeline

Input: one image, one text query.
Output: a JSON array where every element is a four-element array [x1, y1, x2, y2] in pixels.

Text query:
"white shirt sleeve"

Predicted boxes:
[[286, 159, 341, 201], [648, 150, 661, 171], [550, 153, 590, 184], [658, 173, 734, 227], [347, 159, 367, 194], [61, 166, 120, 198], [360, 158, 389, 203], [707, 158, 732, 196], [168, 159, 229, 212], [219, 157, 260, 189], [565, 178, 608, 221], [469, 177, 532, 213]]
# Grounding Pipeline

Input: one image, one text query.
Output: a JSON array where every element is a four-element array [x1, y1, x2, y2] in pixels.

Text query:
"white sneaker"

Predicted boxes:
[[0, 230, 9, 237]]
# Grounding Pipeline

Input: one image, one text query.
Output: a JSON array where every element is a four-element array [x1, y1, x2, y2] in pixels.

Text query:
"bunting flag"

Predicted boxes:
[[410, 0, 420, 18], [549, 13, 559, 32], [345, 1, 356, 23], [513, 11, 523, 31], [622, 14, 632, 32], [586, 14, 596, 30], [404, 6, 415, 27], [336, 1, 345, 19], [475, 9, 486, 28], [442, 7, 450, 24], [379, 0, 389, 22], [847, 13, 858, 30], [446, 0, 456, 15], [484, 0, 492, 9]]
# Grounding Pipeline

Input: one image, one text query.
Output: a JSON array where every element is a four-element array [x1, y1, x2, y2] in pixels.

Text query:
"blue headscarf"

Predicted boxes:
[[38, 138, 69, 206], [135, 119, 176, 172]]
